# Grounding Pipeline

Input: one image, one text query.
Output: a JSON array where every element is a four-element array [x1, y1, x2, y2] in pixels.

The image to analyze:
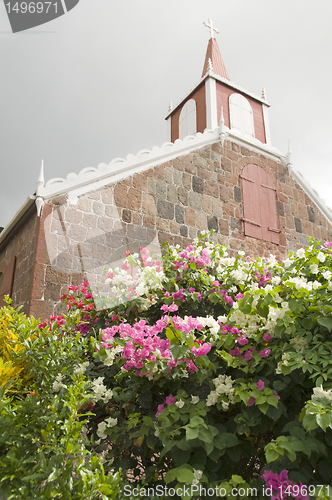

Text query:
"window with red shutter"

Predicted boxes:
[[241, 164, 280, 244], [0, 256, 16, 307]]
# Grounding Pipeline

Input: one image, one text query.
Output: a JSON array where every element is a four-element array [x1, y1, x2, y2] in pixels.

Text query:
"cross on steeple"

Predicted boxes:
[[203, 19, 219, 39]]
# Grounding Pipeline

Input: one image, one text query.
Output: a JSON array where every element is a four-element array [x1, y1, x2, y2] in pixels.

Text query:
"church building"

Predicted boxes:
[[1, 20, 332, 319]]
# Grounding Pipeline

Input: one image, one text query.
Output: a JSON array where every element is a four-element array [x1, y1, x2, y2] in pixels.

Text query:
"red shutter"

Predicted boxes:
[[241, 164, 262, 240], [241, 164, 280, 244], [0, 256, 16, 307]]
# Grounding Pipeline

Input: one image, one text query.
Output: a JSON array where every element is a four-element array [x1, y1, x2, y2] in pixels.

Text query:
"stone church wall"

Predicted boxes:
[[2, 137, 332, 319]]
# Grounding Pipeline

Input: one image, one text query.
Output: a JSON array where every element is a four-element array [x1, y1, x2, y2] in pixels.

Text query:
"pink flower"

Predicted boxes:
[[188, 361, 198, 373], [263, 333, 272, 342], [121, 261, 130, 271], [247, 396, 256, 407], [191, 343, 211, 357], [324, 242, 332, 247], [106, 270, 115, 279], [140, 247, 149, 254], [85, 293, 93, 300], [155, 404, 165, 417], [244, 349, 254, 362], [229, 347, 242, 358], [237, 335, 248, 346], [273, 392, 280, 400], [189, 287, 195, 293], [260, 348, 271, 358], [235, 292, 245, 301], [165, 395, 176, 406], [257, 380, 264, 390]]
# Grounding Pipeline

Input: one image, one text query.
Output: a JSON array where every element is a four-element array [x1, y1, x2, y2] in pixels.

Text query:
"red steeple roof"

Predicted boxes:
[[201, 37, 229, 80]]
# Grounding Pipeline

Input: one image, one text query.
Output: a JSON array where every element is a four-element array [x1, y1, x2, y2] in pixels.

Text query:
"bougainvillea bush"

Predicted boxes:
[[3, 232, 332, 499]]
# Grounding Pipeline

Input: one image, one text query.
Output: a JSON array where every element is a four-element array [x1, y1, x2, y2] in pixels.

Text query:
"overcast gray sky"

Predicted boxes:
[[1, 0, 332, 228]]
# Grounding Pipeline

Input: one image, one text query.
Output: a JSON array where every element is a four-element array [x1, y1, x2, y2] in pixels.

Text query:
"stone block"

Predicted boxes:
[[127, 225, 148, 242], [212, 198, 223, 218], [167, 185, 177, 204], [220, 158, 232, 172], [189, 191, 202, 210], [180, 225, 188, 237], [193, 176, 204, 194], [277, 202, 284, 217], [196, 212, 207, 231], [142, 193, 157, 216], [230, 217, 240, 231], [183, 172, 192, 190], [189, 226, 197, 239], [147, 178, 156, 195], [143, 215, 155, 229], [128, 188, 142, 211], [157, 200, 174, 220], [132, 173, 147, 191], [193, 154, 208, 169], [178, 187, 189, 206], [88, 191, 101, 201], [154, 165, 165, 180], [92, 201, 104, 216], [165, 167, 173, 184], [173, 169, 182, 186], [156, 180, 167, 199], [175, 205, 185, 224], [201, 194, 212, 214], [307, 205, 315, 223], [122, 209, 132, 223], [83, 213, 98, 228], [77, 197, 92, 213], [205, 181, 218, 198], [68, 225, 88, 242], [208, 215, 218, 232], [294, 217, 302, 233], [185, 208, 195, 227], [158, 231, 174, 246], [132, 212, 142, 226], [114, 184, 128, 208], [98, 217, 114, 233], [105, 204, 120, 219], [101, 187, 114, 204], [170, 221, 180, 234], [234, 186, 242, 203]]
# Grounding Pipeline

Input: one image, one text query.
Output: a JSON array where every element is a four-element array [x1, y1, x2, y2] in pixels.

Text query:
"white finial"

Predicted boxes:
[[207, 58, 213, 73], [262, 87, 267, 100], [36, 159, 45, 217], [203, 19, 219, 39], [286, 140, 292, 169], [219, 107, 226, 146], [168, 101, 173, 113]]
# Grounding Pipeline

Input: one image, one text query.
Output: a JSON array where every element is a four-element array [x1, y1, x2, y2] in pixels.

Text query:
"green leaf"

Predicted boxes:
[[177, 468, 194, 483], [186, 426, 199, 440], [317, 316, 332, 333], [198, 427, 213, 443], [266, 449, 281, 463], [316, 413, 330, 432]]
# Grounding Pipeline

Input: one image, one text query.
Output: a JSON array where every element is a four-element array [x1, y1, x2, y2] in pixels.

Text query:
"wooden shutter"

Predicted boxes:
[[241, 164, 280, 244], [0, 256, 16, 307]]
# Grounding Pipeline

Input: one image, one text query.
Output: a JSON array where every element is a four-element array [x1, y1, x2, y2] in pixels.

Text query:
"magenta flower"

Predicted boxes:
[[273, 392, 280, 400], [189, 287, 195, 293], [235, 292, 245, 301], [257, 380, 264, 390], [165, 395, 176, 406], [263, 333, 272, 342], [324, 242, 332, 247], [244, 350, 253, 361], [229, 347, 242, 358], [260, 348, 271, 358], [237, 335, 248, 346], [155, 404, 165, 417], [247, 396, 256, 406]]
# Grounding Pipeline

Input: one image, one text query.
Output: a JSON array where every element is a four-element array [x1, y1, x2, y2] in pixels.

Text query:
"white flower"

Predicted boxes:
[[322, 270, 332, 280], [317, 252, 326, 263], [192, 469, 203, 485], [105, 417, 117, 427], [73, 361, 89, 375], [238, 251, 245, 256], [296, 248, 306, 259], [52, 373, 64, 392], [90, 377, 113, 403], [175, 399, 185, 408], [191, 395, 199, 405], [97, 422, 107, 439], [103, 345, 123, 366], [154, 429, 160, 437], [310, 264, 319, 274], [312, 386, 332, 402]]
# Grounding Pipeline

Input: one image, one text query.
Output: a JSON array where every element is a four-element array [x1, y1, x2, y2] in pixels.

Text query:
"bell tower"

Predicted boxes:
[[166, 20, 272, 147]]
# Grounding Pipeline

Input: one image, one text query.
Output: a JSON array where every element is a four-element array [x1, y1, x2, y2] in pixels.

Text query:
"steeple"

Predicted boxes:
[[166, 20, 271, 146], [201, 37, 229, 79]]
